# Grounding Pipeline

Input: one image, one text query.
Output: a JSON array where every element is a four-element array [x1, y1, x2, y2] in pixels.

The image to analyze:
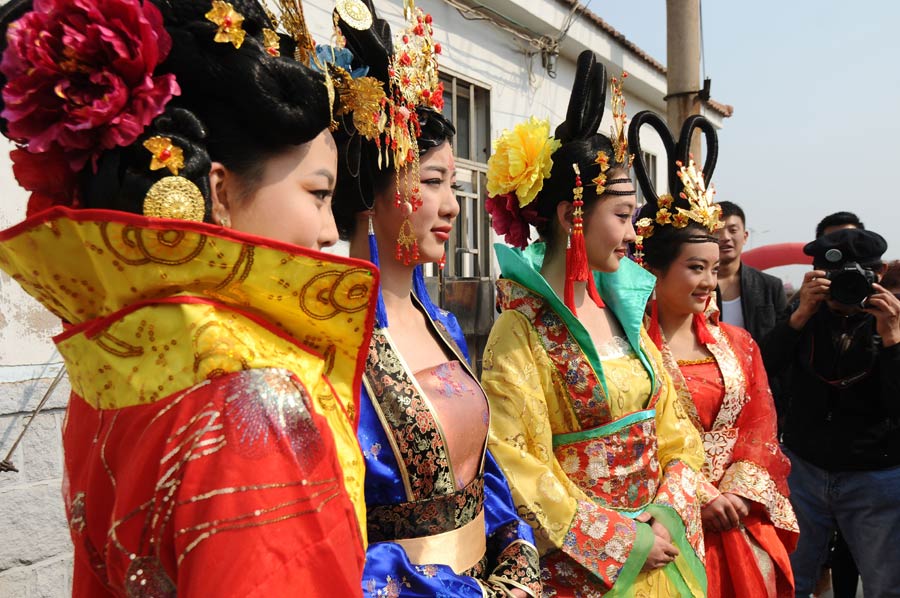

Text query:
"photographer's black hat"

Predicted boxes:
[[804, 228, 888, 269]]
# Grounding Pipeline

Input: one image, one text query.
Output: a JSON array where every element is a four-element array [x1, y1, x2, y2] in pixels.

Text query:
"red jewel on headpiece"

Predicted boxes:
[[434, 43, 442, 54]]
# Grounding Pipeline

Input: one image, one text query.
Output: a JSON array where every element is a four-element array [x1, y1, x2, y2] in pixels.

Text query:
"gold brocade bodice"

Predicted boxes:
[[0, 208, 379, 538]]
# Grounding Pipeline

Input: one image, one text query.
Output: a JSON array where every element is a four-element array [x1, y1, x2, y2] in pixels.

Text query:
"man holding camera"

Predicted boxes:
[[767, 227, 900, 597]]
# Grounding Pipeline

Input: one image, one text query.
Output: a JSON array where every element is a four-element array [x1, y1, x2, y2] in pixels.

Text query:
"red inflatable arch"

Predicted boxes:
[[741, 243, 812, 271]]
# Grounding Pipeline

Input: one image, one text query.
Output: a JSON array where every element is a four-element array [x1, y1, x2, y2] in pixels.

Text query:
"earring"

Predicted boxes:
[[219, 213, 230, 228]]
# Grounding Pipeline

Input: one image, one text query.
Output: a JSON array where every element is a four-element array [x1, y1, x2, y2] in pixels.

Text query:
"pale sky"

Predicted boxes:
[[593, 0, 900, 286]]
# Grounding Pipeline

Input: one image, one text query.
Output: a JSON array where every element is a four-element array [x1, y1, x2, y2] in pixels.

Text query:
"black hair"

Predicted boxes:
[[718, 200, 745, 227], [0, 0, 334, 221], [330, 0, 455, 239], [534, 51, 630, 245], [629, 110, 720, 269], [815, 211, 865, 239]]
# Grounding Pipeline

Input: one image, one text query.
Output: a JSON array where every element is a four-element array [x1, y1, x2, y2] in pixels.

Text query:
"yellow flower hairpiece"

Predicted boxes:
[[206, 1, 246, 49], [486, 117, 561, 207], [143, 136, 184, 175]]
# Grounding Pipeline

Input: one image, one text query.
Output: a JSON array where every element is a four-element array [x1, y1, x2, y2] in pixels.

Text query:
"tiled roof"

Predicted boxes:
[[554, 0, 733, 118]]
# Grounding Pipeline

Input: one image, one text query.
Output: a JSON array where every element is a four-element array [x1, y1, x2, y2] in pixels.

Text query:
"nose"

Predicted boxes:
[[702, 267, 717, 289], [440, 183, 460, 221], [318, 207, 339, 250], [623, 217, 636, 244]]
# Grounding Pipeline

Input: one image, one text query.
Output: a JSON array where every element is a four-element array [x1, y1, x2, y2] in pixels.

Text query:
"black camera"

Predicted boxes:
[[826, 262, 877, 306]]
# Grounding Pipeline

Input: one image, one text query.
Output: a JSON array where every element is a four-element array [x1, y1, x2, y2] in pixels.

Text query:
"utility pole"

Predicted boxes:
[[665, 0, 701, 157]]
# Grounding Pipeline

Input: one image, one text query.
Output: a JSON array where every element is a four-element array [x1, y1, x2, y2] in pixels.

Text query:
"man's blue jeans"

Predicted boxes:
[[785, 448, 900, 597]]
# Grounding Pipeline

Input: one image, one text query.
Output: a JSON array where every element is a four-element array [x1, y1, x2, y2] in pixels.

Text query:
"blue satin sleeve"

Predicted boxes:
[[483, 449, 535, 547], [362, 542, 486, 598]]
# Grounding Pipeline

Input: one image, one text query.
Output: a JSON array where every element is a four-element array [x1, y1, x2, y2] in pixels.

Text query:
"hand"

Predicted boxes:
[[701, 495, 741, 532], [722, 493, 752, 519], [790, 270, 830, 330], [641, 533, 679, 571], [635, 512, 672, 543], [864, 283, 900, 346], [650, 518, 672, 544]]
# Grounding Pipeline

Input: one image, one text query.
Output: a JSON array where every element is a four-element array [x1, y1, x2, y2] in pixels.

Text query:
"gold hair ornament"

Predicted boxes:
[[610, 72, 632, 169], [206, 1, 246, 49], [141, 137, 205, 222]]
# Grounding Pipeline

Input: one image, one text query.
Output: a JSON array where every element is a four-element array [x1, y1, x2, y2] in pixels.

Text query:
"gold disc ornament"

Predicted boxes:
[[143, 176, 206, 222], [336, 0, 373, 30]]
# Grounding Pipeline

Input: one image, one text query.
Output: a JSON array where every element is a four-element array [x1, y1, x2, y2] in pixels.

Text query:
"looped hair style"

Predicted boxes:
[[0, 0, 335, 221], [630, 112, 721, 271], [331, 0, 454, 239], [533, 51, 628, 241], [629, 112, 717, 203]]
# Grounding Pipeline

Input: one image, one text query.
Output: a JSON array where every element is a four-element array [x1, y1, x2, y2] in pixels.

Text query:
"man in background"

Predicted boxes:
[[715, 201, 787, 345]]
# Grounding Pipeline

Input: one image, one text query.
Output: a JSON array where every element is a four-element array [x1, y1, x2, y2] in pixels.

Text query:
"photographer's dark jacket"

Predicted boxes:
[[715, 263, 787, 345], [768, 305, 900, 471]]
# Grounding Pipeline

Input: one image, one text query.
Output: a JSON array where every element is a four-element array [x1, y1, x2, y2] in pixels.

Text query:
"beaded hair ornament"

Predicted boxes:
[[327, 0, 444, 266]]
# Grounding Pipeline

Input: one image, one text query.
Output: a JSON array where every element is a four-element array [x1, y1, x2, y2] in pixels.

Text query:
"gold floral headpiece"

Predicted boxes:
[[610, 72, 632, 169], [634, 158, 722, 241]]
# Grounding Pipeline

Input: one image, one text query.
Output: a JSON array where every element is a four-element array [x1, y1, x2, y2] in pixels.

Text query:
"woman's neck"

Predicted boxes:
[[657, 304, 694, 345], [349, 228, 417, 319]]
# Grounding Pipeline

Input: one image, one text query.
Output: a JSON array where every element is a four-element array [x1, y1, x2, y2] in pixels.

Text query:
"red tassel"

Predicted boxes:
[[569, 231, 589, 282], [564, 243, 577, 315], [587, 276, 605, 308], [693, 312, 717, 345], [648, 297, 663, 349]]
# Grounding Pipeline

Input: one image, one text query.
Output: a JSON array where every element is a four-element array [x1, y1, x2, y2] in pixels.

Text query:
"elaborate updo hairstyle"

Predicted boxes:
[[533, 51, 631, 246], [0, 0, 334, 222], [629, 111, 721, 272], [330, 0, 454, 240]]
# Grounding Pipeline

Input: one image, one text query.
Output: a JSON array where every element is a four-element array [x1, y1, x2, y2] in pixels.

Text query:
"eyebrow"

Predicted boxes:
[[686, 256, 719, 265], [421, 165, 451, 176], [311, 168, 335, 186]]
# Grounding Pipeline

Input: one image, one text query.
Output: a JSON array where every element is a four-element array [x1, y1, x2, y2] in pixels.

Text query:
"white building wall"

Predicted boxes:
[[0, 1, 715, 595]]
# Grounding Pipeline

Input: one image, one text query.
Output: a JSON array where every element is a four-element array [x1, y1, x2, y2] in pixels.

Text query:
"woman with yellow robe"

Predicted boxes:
[[480, 51, 707, 597]]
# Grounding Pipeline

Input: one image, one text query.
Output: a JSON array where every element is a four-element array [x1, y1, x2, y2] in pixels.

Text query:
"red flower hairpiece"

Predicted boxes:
[[1, 0, 180, 208], [485, 192, 546, 250]]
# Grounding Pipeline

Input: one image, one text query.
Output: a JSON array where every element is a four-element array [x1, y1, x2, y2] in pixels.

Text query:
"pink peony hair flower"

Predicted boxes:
[[1, 0, 180, 178]]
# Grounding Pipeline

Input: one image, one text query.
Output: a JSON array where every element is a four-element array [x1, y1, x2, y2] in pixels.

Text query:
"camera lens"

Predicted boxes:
[[829, 268, 872, 305]]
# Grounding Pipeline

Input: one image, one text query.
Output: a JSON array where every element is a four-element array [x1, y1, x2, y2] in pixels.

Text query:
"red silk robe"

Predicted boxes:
[[656, 317, 799, 598]]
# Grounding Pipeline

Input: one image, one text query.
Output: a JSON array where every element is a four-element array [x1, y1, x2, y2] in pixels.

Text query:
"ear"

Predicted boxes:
[[555, 201, 575, 232], [208, 162, 232, 226], [742, 228, 749, 242]]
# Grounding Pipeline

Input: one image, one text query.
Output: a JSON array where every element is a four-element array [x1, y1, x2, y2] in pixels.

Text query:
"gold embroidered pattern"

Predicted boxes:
[[719, 460, 799, 533]]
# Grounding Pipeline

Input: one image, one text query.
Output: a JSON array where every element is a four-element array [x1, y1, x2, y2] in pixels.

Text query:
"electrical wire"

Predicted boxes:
[[699, 0, 706, 80]]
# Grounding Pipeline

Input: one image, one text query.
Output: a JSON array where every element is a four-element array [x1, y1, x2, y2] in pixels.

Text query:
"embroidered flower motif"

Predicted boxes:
[[0, 0, 180, 174], [486, 116, 560, 207], [206, 1, 246, 49]]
